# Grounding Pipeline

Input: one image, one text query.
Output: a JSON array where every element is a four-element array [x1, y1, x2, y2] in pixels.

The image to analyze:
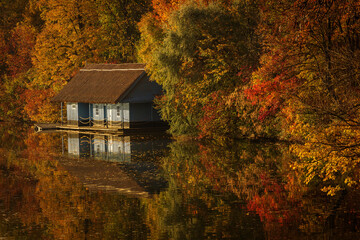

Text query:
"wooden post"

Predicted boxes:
[[89, 103, 91, 126], [121, 104, 124, 130], [105, 104, 108, 128], [61, 102, 63, 125]]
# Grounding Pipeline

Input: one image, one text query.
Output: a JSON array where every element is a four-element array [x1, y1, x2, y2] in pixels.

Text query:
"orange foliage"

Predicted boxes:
[[245, 51, 300, 121], [151, 0, 227, 23], [7, 23, 36, 77], [151, 0, 187, 22], [22, 88, 59, 123], [247, 173, 301, 225]]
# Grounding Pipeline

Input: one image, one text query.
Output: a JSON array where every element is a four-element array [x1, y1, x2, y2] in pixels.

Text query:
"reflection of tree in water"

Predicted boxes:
[[144, 140, 266, 240], [1, 123, 359, 239], [0, 126, 150, 239], [146, 139, 360, 239], [0, 157, 43, 238]]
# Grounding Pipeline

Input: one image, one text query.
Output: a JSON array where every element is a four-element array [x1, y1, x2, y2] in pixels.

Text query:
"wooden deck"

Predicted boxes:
[[34, 123, 168, 135]]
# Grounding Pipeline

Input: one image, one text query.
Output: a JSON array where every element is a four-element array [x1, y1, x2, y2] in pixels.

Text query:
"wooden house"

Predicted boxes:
[[52, 63, 163, 129]]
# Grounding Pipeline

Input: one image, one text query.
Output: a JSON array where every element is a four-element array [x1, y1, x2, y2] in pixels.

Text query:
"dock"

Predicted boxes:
[[34, 123, 169, 135]]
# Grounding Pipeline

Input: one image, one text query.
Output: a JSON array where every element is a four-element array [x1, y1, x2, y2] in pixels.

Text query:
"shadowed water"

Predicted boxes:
[[0, 122, 359, 239]]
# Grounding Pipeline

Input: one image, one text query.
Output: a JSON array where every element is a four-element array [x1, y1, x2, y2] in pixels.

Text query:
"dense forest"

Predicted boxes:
[[1, 0, 360, 193]]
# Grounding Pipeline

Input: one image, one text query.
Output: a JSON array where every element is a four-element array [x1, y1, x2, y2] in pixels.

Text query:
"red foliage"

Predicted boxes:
[[248, 0, 360, 122], [22, 88, 58, 122], [245, 38, 300, 121], [7, 24, 36, 77], [197, 91, 227, 139], [247, 173, 301, 225], [197, 144, 228, 192]]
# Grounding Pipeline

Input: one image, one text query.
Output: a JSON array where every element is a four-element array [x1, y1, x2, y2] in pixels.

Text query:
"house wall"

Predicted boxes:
[[106, 103, 130, 128], [151, 106, 162, 121], [130, 103, 161, 124], [66, 102, 90, 126], [67, 102, 161, 128], [120, 75, 163, 128], [92, 103, 105, 126], [89, 103, 130, 128], [130, 103, 151, 122], [67, 103, 78, 125], [122, 76, 162, 103]]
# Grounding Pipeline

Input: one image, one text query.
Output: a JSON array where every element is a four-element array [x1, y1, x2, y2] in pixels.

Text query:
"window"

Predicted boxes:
[[95, 105, 99, 116], [117, 106, 121, 117], [72, 103, 76, 109]]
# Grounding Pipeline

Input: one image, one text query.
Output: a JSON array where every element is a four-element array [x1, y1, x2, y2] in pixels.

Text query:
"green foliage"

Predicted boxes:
[[95, 0, 151, 63], [140, 1, 260, 136]]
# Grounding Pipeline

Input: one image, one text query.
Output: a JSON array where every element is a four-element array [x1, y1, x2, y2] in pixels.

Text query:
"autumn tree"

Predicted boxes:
[[139, 1, 260, 137], [0, 0, 40, 121], [95, 0, 151, 62], [23, 0, 151, 122], [247, 0, 360, 194]]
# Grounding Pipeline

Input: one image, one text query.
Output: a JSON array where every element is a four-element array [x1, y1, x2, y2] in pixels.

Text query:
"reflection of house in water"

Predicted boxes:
[[63, 132, 170, 196], [67, 133, 133, 162], [67, 133, 169, 162]]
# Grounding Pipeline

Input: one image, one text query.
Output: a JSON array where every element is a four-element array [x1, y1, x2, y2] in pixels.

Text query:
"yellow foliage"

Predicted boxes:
[[291, 123, 360, 195]]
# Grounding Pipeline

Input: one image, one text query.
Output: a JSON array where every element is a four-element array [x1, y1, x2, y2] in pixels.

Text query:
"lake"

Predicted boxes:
[[0, 123, 359, 239]]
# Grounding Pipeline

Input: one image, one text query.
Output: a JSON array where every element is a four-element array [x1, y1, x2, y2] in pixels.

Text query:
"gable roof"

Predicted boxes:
[[52, 63, 147, 104]]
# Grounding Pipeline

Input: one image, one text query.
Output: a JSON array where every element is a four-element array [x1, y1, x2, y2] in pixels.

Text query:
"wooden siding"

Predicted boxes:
[[67, 102, 159, 128], [107, 103, 129, 123], [67, 103, 78, 125], [107, 103, 130, 128], [122, 76, 162, 103], [91, 103, 130, 128], [66, 103, 90, 126], [92, 103, 105, 126], [130, 103, 161, 122]]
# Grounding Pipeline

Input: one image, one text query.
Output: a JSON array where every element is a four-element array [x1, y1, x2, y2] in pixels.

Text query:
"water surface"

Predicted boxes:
[[0, 123, 359, 239]]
